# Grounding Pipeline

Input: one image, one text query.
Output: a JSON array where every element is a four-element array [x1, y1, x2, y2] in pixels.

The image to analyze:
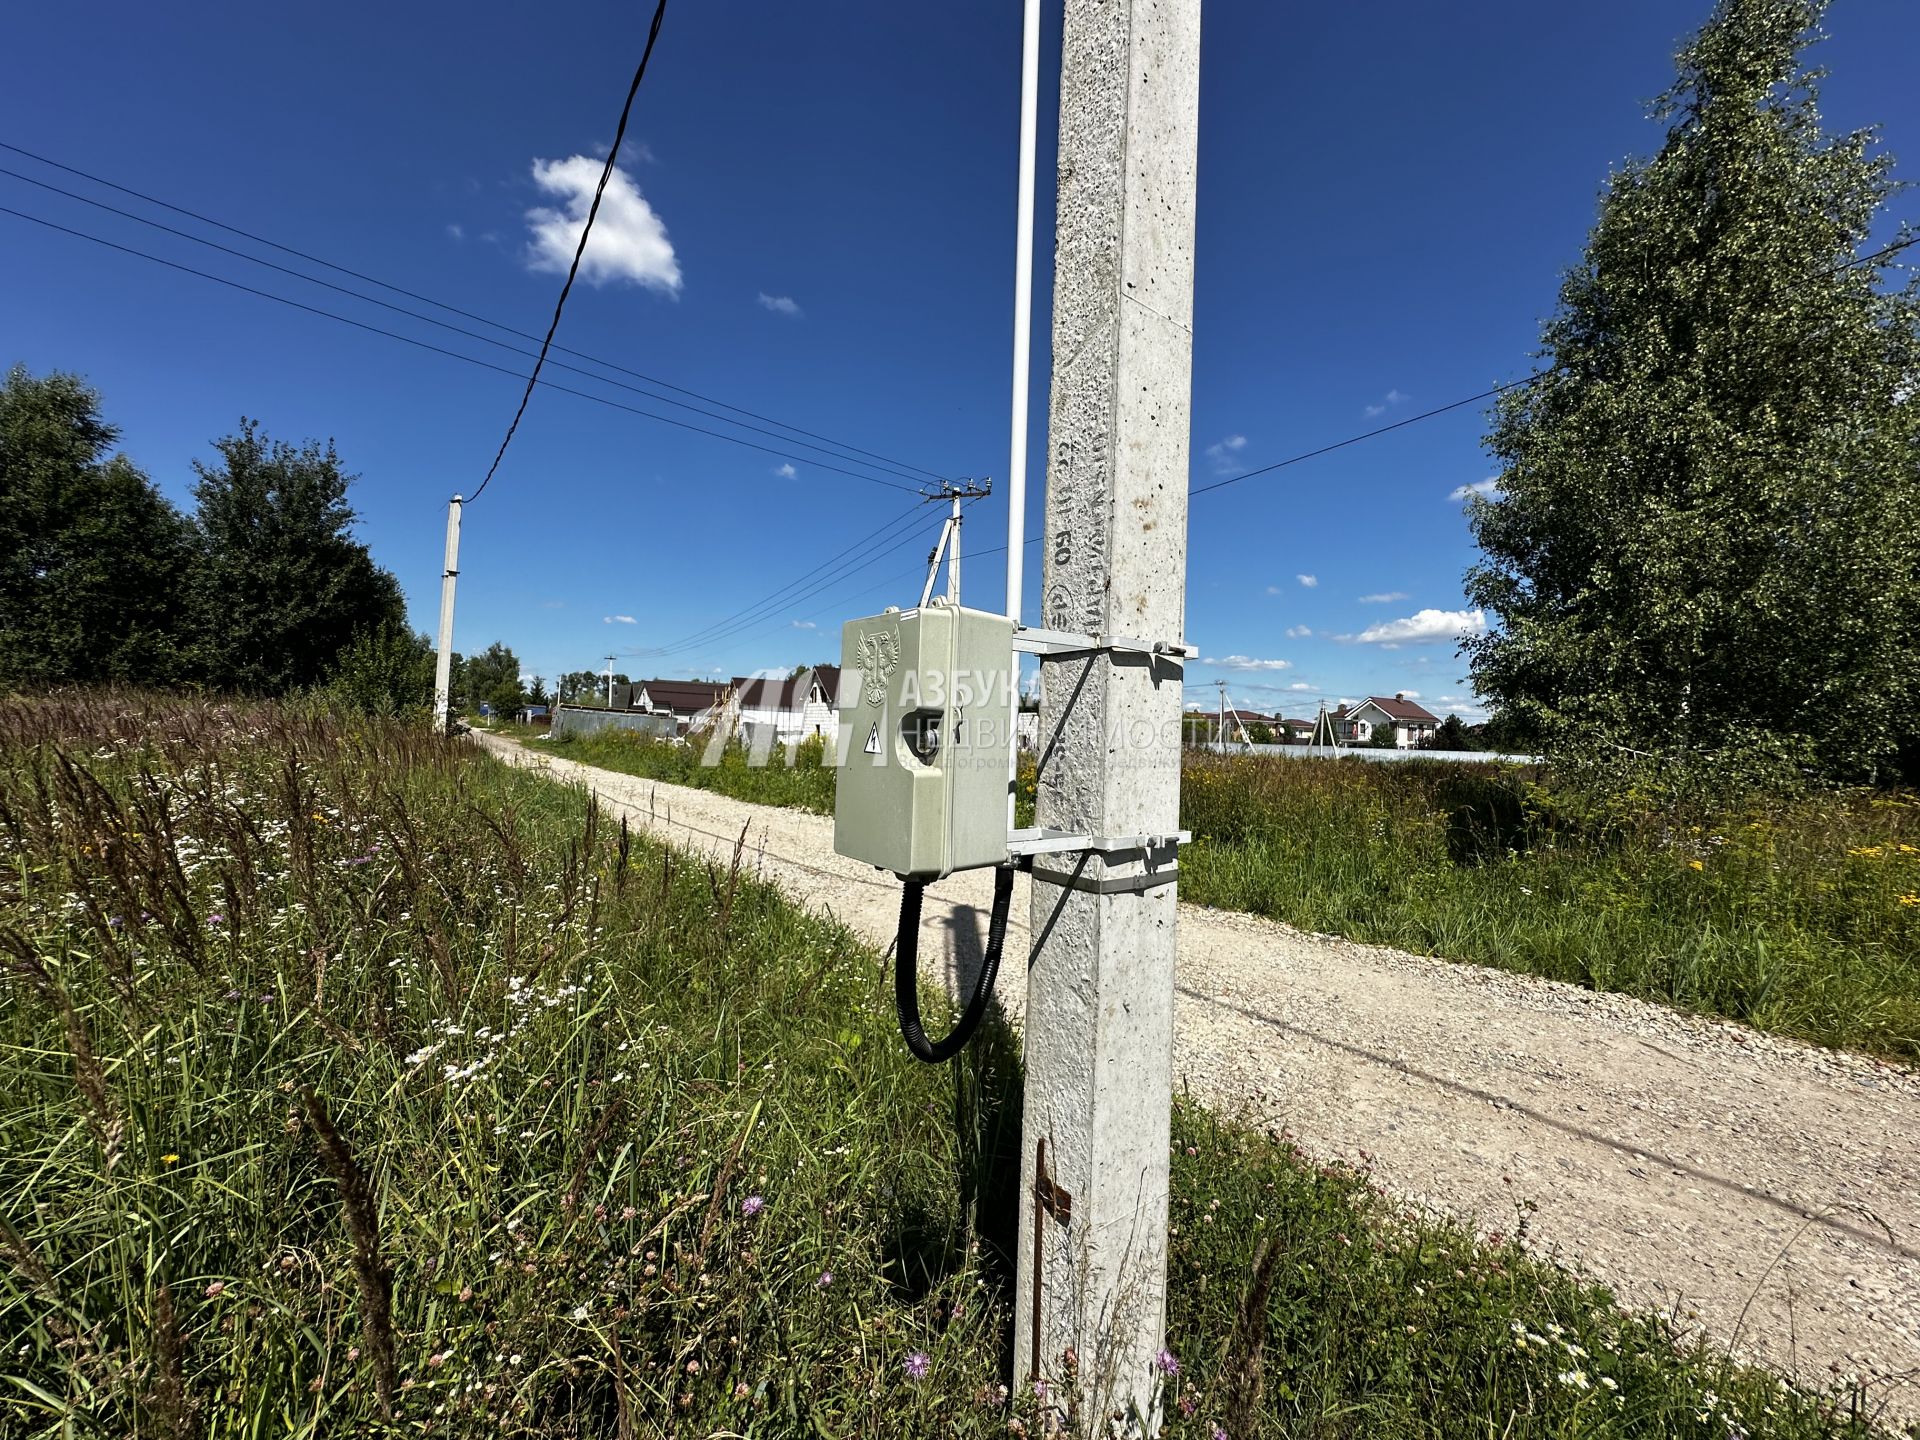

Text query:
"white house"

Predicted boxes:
[[729, 667, 839, 747], [1335, 694, 1440, 748], [631, 679, 731, 733]]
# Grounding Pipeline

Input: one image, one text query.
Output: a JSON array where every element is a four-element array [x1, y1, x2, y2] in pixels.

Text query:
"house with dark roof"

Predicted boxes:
[[1335, 693, 1440, 748], [632, 679, 731, 731], [729, 666, 840, 745]]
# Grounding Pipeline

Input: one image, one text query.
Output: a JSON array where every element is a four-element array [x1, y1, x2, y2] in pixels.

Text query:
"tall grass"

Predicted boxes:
[[0, 695, 1899, 1436], [532, 727, 1919, 1060], [1179, 753, 1920, 1060], [542, 727, 840, 814]]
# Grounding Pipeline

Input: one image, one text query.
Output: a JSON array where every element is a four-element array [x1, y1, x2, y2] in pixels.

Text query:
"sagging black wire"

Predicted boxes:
[[892, 865, 1015, 1064]]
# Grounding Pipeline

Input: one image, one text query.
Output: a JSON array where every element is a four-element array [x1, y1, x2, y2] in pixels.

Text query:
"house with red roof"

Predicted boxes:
[[1334, 693, 1440, 748]]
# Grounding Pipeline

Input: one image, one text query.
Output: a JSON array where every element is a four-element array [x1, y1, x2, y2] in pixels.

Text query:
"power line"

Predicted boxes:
[[1191, 229, 1917, 501], [471, 0, 667, 502], [0, 139, 949, 485], [622, 501, 924, 657], [633, 506, 935, 658], [0, 164, 934, 488], [0, 201, 921, 494], [1190, 380, 1538, 497]]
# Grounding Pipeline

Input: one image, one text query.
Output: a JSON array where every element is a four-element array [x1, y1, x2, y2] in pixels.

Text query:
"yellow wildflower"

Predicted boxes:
[[1687, 860, 1704, 872], [1848, 845, 1884, 858], [1901, 895, 1920, 908], [1899, 844, 1919, 855], [162, 1153, 180, 1165]]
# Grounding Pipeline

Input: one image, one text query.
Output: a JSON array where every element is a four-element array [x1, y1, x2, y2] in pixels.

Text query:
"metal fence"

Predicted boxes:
[[1197, 742, 1539, 765], [548, 706, 678, 742]]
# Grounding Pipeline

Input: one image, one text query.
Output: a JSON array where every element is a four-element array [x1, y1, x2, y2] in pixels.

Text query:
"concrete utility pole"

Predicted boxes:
[[604, 655, 617, 709], [433, 496, 463, 735], [1015, 0, 1201, 1430]]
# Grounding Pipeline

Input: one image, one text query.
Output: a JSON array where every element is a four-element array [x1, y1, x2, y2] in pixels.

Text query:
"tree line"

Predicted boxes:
[[1, 365, 434, 708]]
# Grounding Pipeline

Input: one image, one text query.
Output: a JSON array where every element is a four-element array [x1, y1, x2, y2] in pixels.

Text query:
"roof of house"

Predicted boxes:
[[812, 664, 841, 705], [1357, 694, 1440, 724], [1224, 708, 1270, 724], [731, 673, 814, 710], [636, 679, 730, 713], [1280, 717, 1315, 730]]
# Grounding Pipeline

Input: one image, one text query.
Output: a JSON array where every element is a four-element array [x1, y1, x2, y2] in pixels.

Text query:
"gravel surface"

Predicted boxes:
[[476, 732, 1920, 1421]]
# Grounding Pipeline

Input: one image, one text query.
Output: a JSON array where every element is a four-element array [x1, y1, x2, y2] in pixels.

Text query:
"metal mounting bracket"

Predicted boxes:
[[1012, 626, 1194, 662], [1006, 827, 1190, 859]]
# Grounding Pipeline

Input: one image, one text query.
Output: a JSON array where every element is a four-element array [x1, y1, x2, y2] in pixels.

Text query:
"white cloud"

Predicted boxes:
[[1297, 574, 1318, 588], [1287, 682, 1315, 691], [1203, 433, 1247, 474], [1285, 624, 1311, 639], [445, 222, 464, 241], [1364, 387, 1410, 419], [758, 292, 803, 318], [1202, 655, 1293, 672], [791, 619, 816, 630], [603, 614, 637, 625], [1358, 591, 1409, 604], [1353, 608, 1487, 646], [524, 156, 680, 293], [1450, 477, 1502, 502], [1397, 689, 1422, 699], [774, 462, 797, 479]]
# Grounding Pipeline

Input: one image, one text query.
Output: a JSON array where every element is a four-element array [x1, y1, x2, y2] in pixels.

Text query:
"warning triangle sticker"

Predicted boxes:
[[864, 723, 881, 755]]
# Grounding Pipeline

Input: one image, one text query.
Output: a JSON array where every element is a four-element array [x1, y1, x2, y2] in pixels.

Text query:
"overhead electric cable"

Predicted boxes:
[[0, 202, 921, 494], [0, 164, 933, 488], [470, 0, 667, 502], [0, 138, 950, 484], [625, 501, 924, 657], [635, 508, 936, 658]]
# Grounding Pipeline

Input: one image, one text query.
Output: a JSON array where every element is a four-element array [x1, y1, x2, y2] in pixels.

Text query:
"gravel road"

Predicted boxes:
[[475, 731, 1920, 1421]]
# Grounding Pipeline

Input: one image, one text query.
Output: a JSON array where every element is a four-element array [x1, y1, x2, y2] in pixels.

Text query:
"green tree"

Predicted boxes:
[[0, 367, 194, 687], [1431, 714, 1476, 751], [326, 623, 434, 716], [189, 420, 405, 694], [1464, 0, 1920, 783], [1247, 720, 1274, 745], [462, 642, 525, 717], [1368, 719, 1401, 749], [528, 676, 550, 707]]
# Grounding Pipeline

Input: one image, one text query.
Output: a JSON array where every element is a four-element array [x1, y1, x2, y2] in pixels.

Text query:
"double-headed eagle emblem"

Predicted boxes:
[[856, 629, 900, 707]]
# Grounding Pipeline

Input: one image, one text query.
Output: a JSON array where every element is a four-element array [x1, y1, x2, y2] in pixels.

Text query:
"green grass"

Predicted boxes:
[[538, 726, 841, 814], [0, 695, 1902, 1436], [1178, 753, 1920, 1061], [529, 729, 1920, 1061]]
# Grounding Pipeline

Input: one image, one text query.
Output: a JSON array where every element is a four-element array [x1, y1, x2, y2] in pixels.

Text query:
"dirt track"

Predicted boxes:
[[474, 731, 1920, 1421]]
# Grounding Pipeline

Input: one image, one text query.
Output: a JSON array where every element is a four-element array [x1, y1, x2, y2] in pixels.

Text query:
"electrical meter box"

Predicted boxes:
[[835, 601, 1015, 880]]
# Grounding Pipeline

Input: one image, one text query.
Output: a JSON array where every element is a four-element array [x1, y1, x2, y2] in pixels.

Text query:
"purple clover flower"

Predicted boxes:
[[1154, 1347, 1179, 1376], [740, 1194, 764, 1218], [903, 1350, 931, 1381]]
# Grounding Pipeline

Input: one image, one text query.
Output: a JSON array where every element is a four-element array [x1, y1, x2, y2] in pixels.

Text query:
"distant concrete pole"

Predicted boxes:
[[605, 654, 617, 709], [948, 487, 963, 603], [1015, 0, 1201, 1430], [433, 496, 462, 735]]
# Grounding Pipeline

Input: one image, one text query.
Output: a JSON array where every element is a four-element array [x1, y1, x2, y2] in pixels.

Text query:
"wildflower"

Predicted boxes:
[[204, 1281, 226, 1298], [734, 1381, 750, 1400], [1557, 1369, 1590, 1390], [1154, 1348, 1179, 1376], [741, 1194, 765, 1217], [1687, 859, 1704, 871], [903, 1350, 931, 1380], [1213, 1428, 1228, 1440], [1900, 895, 1919, 907], [162, 1153, 180, 1165], [816, 1271, 833, 1288], [428, 1352, 449, 1368]]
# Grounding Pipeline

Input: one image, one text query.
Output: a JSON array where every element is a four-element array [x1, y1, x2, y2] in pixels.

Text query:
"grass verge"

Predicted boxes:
[[529, 728, 1919, 1060], [0, 695, 1899, 1436]]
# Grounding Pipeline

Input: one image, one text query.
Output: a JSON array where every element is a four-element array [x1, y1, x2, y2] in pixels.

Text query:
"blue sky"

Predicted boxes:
[[4, 1, 1917, 720]]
